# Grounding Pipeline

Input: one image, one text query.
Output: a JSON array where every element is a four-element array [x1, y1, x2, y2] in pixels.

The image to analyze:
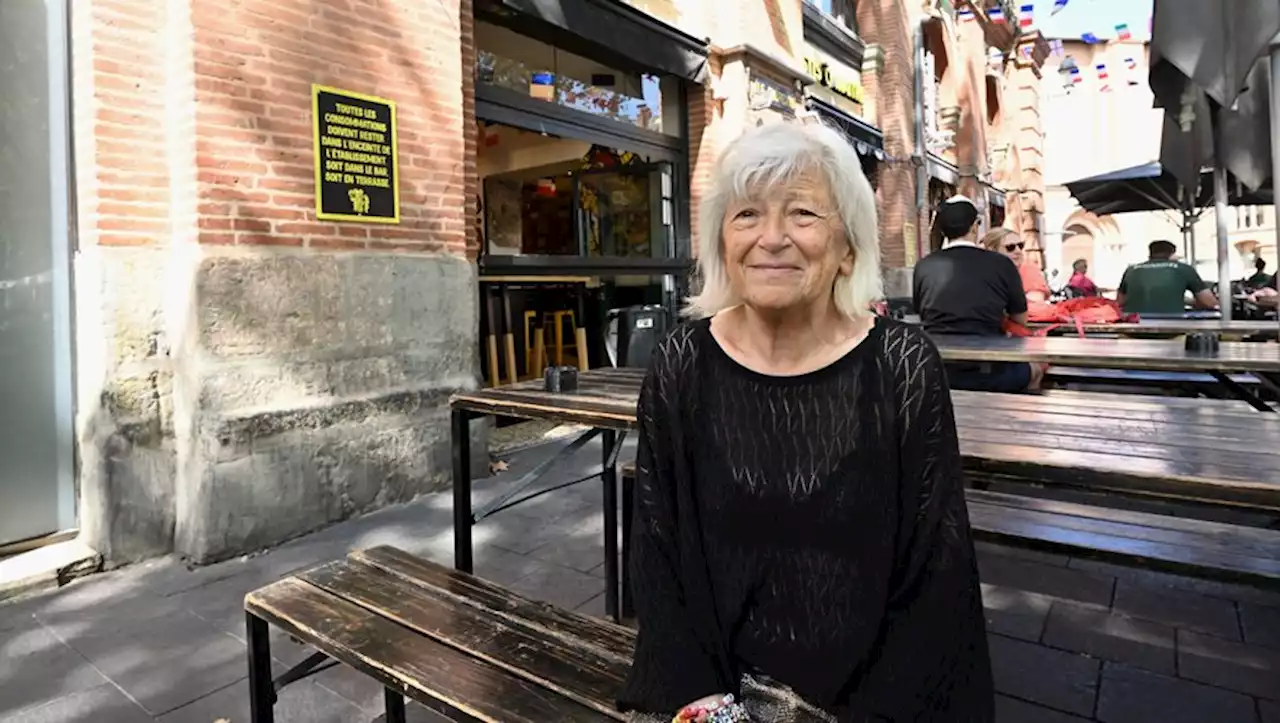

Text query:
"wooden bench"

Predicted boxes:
[[966, 489, 1280, 588], [244, 545, 634, 722], [950, 389, 1280, 512], [1044, 366, 1271, 398]]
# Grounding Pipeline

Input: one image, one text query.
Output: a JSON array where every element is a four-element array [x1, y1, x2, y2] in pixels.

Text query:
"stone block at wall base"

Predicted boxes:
[[78, 248, 487, 566], [172, 251, 484, 565]]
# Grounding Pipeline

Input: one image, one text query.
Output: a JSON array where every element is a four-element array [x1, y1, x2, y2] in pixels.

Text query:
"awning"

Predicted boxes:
[[1064, 161, 1272, 215], [805, 96, 885, 160], [926, 154, 959, 185], [476, 0, 710, 83]]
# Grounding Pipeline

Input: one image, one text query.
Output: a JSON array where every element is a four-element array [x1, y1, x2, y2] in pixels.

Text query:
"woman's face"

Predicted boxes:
[[721, 171, 852, 314], [999, 233, 1025, 266]]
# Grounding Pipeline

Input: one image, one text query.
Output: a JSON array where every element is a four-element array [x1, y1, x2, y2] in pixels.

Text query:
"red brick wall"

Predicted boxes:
[[74, 0, 175, 248], [858, 0, 916, 268], [189, 0, 468, 256], [685, 56, 722, 260], [79, 0, 469, 258]]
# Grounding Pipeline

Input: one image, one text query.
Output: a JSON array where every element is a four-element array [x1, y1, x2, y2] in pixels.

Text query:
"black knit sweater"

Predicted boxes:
[[617, 317, 994, 722]]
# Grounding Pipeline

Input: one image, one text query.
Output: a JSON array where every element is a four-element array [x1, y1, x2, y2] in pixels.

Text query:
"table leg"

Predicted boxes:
[[601, 429, 620, 622], [385, 688, 407, 723], [1210, 372, 1276, 412], [620, 470, 634, 620], [246, 612, 275, 723], [452, 408, 475, 573]]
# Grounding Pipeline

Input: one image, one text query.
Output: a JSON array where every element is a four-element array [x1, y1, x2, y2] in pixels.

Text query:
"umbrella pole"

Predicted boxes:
[[1213, 164, 1232, 320], [1212, 104, 1234, 321], [1271, 40, 1280, 329]]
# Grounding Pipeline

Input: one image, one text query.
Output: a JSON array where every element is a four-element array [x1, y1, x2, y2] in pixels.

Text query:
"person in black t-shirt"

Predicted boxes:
[[913, 196, 1040, 392]]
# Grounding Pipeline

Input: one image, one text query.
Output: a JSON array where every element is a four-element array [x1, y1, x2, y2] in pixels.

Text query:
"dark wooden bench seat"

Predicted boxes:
[[949, 390, 1280, 511], [1045, 365, 1265, 387], [244, 545, 634, 722], [966, 489, 1280, 588]]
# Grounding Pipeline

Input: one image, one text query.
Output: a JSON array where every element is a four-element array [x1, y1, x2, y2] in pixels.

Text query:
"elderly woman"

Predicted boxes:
[[982, 227, 1050, 303], [618, 121, 993, 723]]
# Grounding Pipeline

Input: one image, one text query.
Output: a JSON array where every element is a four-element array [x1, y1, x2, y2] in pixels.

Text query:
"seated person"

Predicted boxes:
[[1246, 257, 1273, 289], [982, 228, 1049, 303], [1117, 240, 1218, 316], [1248, 271, 1278, 310], [1066, 259, 1098, 297], [914, 196, 1042, 393]]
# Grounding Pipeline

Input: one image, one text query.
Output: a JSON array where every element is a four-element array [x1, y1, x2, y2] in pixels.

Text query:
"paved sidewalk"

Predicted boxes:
[[2, 439, 1278, 722]]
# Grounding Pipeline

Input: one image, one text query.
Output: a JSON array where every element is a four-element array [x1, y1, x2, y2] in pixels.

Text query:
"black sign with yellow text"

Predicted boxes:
[[313, 85, 400, 223]]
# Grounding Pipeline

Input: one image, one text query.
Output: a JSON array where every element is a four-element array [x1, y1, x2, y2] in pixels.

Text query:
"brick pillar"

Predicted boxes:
[[75, 0, 483, 564], [1010, 62, 1045, 255], [858, 0, 917, 290]]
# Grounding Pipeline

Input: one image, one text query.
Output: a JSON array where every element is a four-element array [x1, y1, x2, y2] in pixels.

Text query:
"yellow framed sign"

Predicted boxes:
[[312, 85, 400, 223]]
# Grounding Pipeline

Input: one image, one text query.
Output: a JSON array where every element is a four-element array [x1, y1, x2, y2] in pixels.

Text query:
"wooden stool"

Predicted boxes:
[[543, 310, 579, 368], [522, 310, 547, 379]]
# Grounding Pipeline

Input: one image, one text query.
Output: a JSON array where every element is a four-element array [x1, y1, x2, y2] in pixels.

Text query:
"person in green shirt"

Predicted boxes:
[[1246, 257, 1273, 288], [1116, 240, 1219, 316]]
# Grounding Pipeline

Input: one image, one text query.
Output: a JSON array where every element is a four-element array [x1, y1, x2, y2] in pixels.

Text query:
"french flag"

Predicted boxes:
[[1125, 57, 1137, 71], [988, 6, 1006, 24], [1019, 4, 1034, 28], [1115, 23, 1132, 41], [958, 6, 975, 21], [1096, 63, 1109, 80], [1070, 67, 1082, 84], [1052, 0, 1069, 14]]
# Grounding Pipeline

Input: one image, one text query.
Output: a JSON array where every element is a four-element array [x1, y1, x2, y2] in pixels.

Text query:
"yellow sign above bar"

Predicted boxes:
[[803, 54, 865, 105]]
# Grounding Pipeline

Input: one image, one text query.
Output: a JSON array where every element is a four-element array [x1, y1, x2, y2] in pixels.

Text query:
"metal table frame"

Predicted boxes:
[[451, 408, 630, 622]]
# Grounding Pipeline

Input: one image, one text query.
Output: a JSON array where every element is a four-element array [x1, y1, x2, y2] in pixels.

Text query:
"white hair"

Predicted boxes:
[[684, 120, 883, 319]]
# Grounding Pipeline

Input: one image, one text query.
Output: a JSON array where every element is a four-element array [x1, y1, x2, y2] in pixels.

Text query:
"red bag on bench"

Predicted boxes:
[[1003, 297, 1137, 337]]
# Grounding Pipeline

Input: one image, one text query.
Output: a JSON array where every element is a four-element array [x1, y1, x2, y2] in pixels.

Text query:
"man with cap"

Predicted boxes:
[[913, 195, 1041, 392]]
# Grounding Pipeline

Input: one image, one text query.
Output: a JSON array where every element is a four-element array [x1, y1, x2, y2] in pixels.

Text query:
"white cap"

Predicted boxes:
[[944, 194, 977, 208]]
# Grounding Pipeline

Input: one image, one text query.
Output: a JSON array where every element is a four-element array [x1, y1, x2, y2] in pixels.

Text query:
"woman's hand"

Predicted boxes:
[[672, 693, 750, 722]]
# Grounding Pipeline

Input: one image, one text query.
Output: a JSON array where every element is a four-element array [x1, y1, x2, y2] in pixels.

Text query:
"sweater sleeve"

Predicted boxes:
[[846, 326, 994, 722], [617, 340, 732, 714]]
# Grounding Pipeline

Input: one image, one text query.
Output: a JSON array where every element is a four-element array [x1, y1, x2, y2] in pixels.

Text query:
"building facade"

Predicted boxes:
[[1, 0, 1044, 566], [1040, 37, 1277, 290]]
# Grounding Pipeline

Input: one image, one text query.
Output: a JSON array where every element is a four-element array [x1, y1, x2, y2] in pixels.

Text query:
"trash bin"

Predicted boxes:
[[606, 305, 670, 368]]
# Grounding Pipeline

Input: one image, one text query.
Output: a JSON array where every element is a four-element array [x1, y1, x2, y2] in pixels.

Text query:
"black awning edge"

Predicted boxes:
[[479, 0, 711, 83], [805, 96, 884, 158]]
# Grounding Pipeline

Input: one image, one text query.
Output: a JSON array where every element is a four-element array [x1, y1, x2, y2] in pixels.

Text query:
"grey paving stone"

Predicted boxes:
[[1261, 697, 1280, 723], [63, 608, 249, 716], [981, 583, 1053, 642], [994, 694, 1091, 723], [485, 504, 601, 556], [978, 554, 1115, 608], [1113, 580, 1241, 641], [158, 678, 364, 723], [528, 530, 611, 576], [1042, 602, 1176, 675], [310, 653, 455, 721], [0, 623, 111, 719], [575, 591, 608, 619], [507, 558, 607, 611], [976, 541, 1071, 567], [988, 634, 1100, 717], [1178, 629, 1280, 701], [1097, 663, 1258, 723], [5, 683, 153, 723], [1068, 557, 1280, 608], [1241, 602, 1280, 651]]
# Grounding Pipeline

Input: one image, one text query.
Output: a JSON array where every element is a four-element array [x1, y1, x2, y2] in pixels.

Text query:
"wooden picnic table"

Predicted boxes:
[[930, 334, 1280, 374], [932, 334, 1280, 411], [450, 369, 1280, 622], [1027, 319, 1279, 338]]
